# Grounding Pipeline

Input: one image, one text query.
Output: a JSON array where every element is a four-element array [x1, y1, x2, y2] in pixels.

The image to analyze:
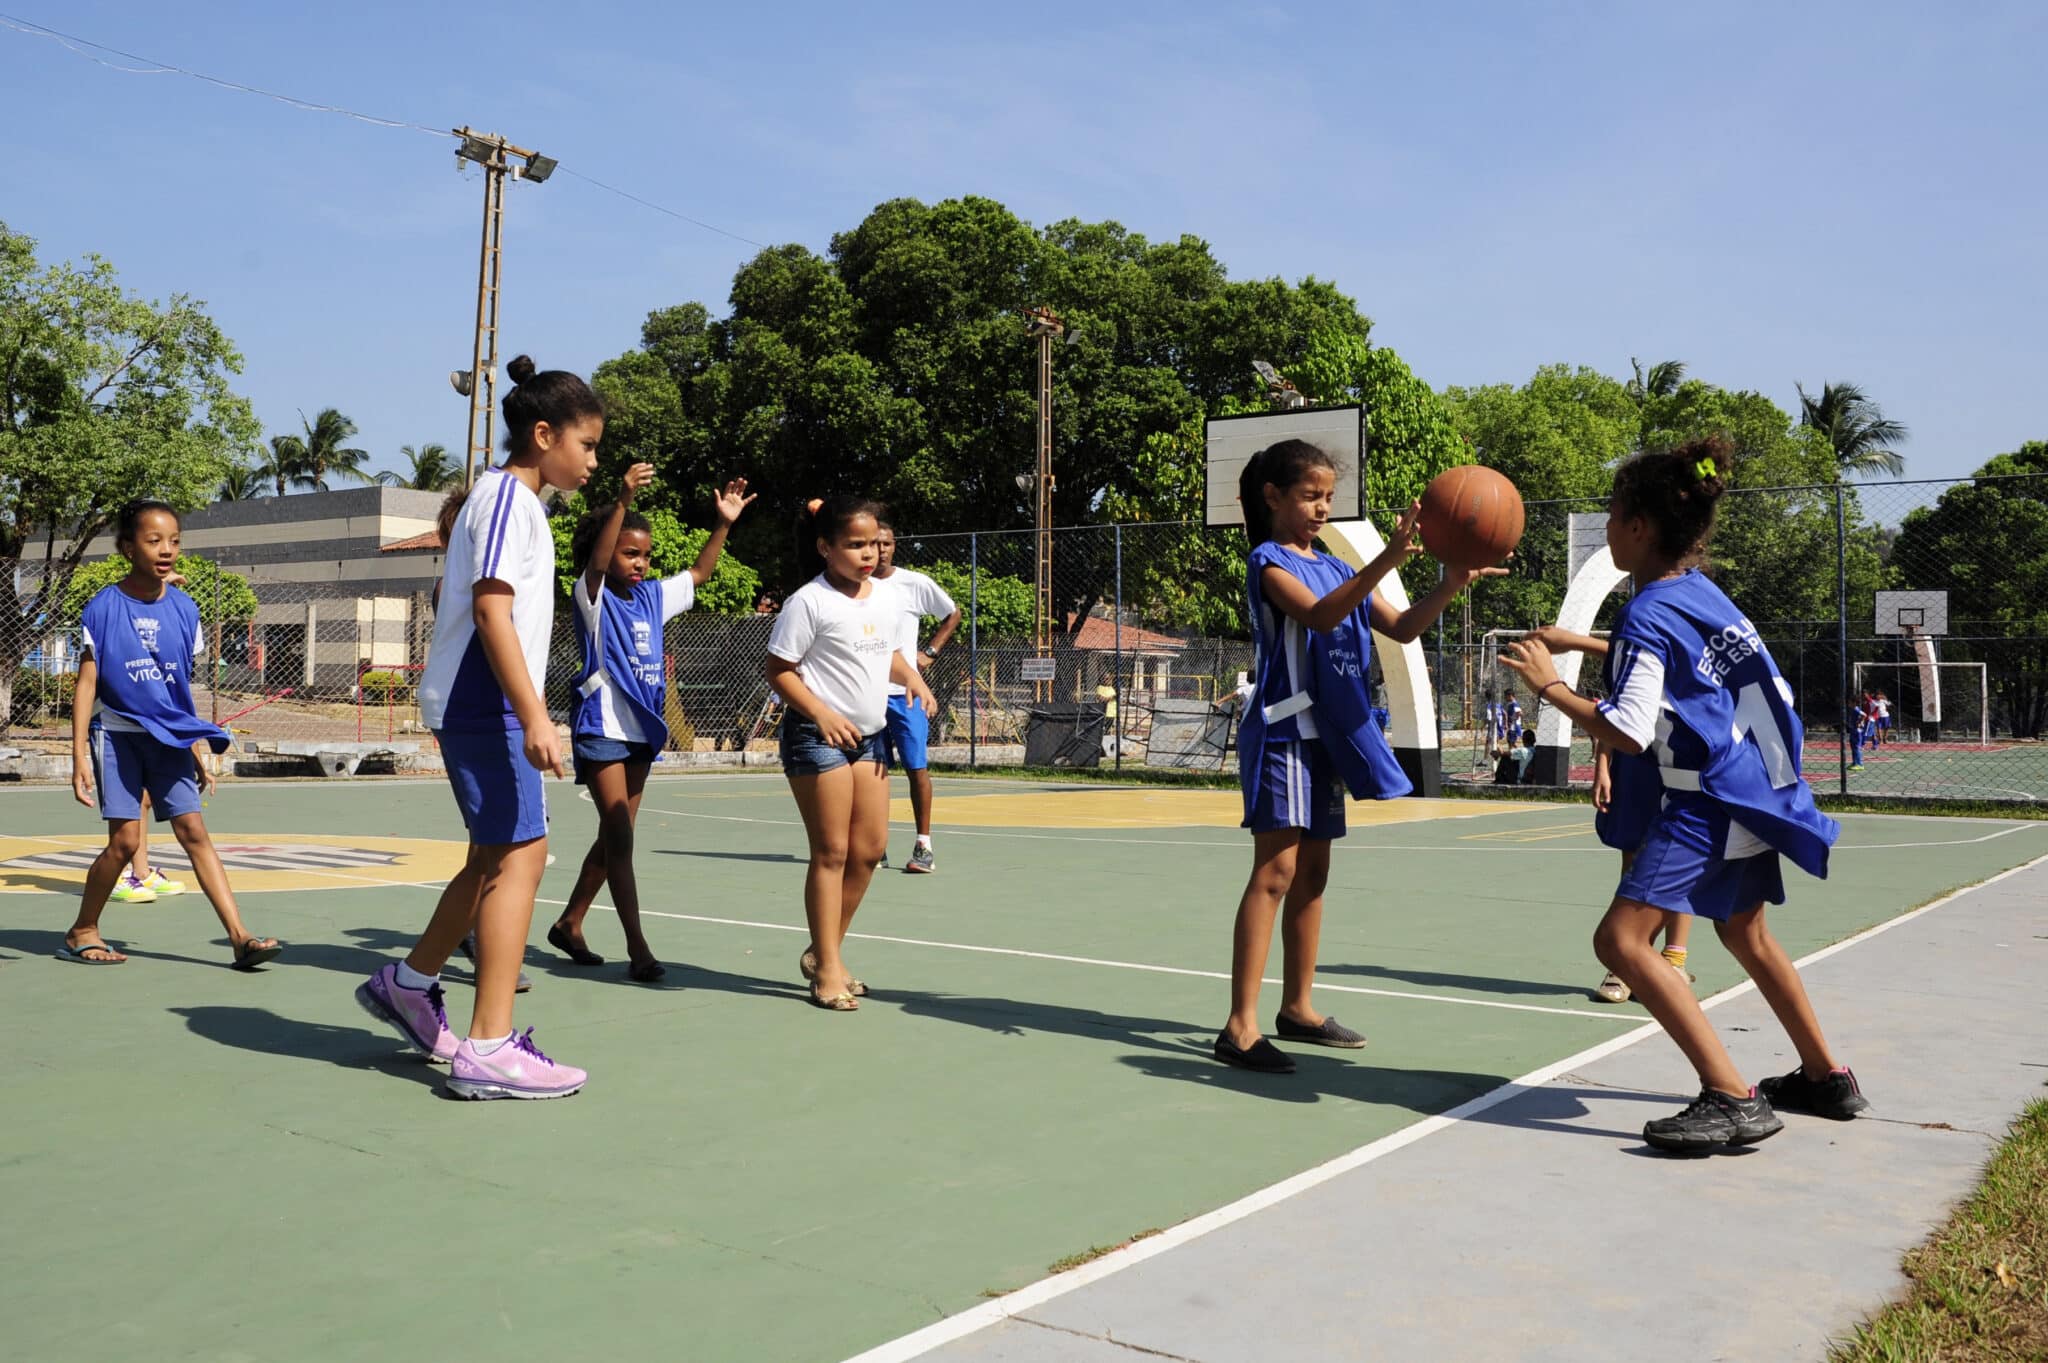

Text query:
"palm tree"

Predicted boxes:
[[1798, 381, 1907, 479], [216, 463, 266, 501], [258, 435, 305, 496], [288, 408, 375, 491], [377, 443, 461, 491], [1626, 357, 1686, 403]]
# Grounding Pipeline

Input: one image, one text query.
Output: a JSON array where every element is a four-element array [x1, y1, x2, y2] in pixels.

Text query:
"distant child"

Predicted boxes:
[[873, 516, 962, 873], [546, 464, 754, 980], [1504, 436, 1867, 1152], [1528, 626, 1696, 1005], [64, 501, 281, 968], [765, 496, 936, 1011], [1493, 727, 1536, 786], [1874, 689, 1892, 746], [1848, 695, 1868, 772], [1218, 440, 1504, 1072], [355, 355, 600, 1100], [112, 572, 194, 906]]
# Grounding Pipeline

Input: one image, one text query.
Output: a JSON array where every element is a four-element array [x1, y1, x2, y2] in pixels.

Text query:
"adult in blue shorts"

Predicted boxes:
[[874, 518, 961, 873]]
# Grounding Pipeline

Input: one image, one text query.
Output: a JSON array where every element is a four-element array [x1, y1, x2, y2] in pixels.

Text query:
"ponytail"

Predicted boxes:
[[1236, 438, 1336, 546], [793, 493, 882, 584]]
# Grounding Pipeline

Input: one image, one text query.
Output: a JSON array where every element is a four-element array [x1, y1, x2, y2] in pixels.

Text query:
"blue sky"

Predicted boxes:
[[5, 1, 2043, 486]]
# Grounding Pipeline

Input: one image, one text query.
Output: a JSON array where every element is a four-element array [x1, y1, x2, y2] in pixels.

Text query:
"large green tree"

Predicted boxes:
[[285, 407, 373, 491], [378, 443, 461, 491], [591, 196, 1397, 629], [0, 223, 258, 725]]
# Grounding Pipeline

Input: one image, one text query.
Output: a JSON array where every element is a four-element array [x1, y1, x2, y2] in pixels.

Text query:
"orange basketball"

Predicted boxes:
[[1419, 465, 1524, 568]]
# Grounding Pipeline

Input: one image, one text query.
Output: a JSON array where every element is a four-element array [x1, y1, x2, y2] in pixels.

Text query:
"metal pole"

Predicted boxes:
[[211, 570, 221, 726], [1113, 523, 1123, 774], [1035, 328, 1054, 702], [462, 152, 498, 487], [1835, 484, 1850, 794], [968, 532, 979, 770]]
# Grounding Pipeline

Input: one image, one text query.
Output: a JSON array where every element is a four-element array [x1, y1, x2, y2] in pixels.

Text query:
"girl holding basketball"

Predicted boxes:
[[1503, 436, 1867, 1151], [356, 355, 599, 1100], [1218, 442, 1505, 1072], [546, 462, 754, 981], [765, 495, 935, 1012], [65, 501, 281, 969]]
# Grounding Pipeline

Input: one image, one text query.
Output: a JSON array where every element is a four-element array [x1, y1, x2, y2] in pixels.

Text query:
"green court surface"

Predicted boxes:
[[4, 775, 2046, 1363]]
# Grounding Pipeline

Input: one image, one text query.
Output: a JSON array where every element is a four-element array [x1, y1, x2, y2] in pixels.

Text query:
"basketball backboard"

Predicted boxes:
[[1204, 405, 1365, 529], [1876, 589, 1948, 636]]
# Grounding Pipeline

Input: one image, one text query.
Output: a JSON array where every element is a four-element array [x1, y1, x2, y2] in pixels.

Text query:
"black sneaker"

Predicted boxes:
[[1643, 1088, 1784, 1152], [1214, 1033, 1296, 1073], [1758, 1065, 1870, 1120]]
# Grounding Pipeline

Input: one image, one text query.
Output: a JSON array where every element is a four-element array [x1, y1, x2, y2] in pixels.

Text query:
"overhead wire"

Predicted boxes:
[[1, 10, 769, 249]]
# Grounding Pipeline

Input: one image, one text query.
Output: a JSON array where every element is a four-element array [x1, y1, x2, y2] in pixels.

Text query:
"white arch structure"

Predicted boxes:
[[1318, 519, 1441, 796], [1526, 544, 1631, 786]]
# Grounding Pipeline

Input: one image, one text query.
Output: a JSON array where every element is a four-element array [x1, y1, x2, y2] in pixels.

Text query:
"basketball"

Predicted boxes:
[[1419, 465, 1524, 568]]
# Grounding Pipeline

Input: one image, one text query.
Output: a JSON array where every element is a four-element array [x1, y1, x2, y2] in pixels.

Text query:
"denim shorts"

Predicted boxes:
[[573, 732, 657, 785], [779, 715, 886, 777]]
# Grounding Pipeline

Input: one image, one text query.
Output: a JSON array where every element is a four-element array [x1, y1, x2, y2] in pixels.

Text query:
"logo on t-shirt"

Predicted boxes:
[[136, 615, 160, 652], [633, 620, 652, 655], [1694, 617, 1765, 687]]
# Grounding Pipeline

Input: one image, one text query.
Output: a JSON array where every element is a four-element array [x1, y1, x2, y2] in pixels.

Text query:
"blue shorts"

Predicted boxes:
[[1615, 797, 1784, 922], [437, 728, 549, 845], [572, 732, 657, 785], [779, 715, 886, 777], [90, 723, 202, 823], [882, 694, 930, 770], [1244, 738, 1346, 841]]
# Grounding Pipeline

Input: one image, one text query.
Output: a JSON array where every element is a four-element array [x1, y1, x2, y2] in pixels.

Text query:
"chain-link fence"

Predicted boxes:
[[6, 472, 2045, 799]]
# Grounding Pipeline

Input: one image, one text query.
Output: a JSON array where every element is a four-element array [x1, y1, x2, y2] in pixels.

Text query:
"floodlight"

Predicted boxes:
[[450, 370, 474, 397], [523, 154, 558, 183], [457, 133, 497, 165], [1015, 473, 1034, 494]]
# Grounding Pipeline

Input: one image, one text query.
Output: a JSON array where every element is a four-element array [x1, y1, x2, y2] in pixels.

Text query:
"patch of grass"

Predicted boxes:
[[1832, 1100, 2048, 1362], [1047, 1228, 1164, 1275]]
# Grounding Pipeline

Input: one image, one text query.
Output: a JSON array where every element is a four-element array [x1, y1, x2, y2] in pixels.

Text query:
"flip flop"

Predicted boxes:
[[232, 936, 284, 971], [627, 959, 666, 983], [548, 923, 605, 967], [55, 941, 125, 965]]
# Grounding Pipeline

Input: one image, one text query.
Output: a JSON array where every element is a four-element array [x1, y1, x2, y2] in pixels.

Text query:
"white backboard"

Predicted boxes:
[[1876, 590, 1948, 636], [1204, 406, 1364, 529]]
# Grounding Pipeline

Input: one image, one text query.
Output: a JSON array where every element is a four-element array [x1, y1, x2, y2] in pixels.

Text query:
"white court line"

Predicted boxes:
[[282, 866, 1634, 1024], [837, 848, 2048, 1363]]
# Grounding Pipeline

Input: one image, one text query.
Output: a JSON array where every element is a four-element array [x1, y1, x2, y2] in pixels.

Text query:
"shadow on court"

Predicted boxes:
[[1117, 1047, 1511, 1112], [168, 1005, 444, 1088], [1319, 960, 1599, 1001], [650, 848, 805, 864]]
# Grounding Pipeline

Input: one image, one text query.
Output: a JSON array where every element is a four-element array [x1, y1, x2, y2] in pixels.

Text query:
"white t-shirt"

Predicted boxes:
[[766, 575, 901, 735], [419, 468, 555, 733], [878, 567, 956, 698], [572, 574, 697, 742]]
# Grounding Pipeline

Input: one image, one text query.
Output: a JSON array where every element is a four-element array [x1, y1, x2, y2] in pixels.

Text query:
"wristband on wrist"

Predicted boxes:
[[921, 645, 939, 659], [1539, 680, 1571, 698]]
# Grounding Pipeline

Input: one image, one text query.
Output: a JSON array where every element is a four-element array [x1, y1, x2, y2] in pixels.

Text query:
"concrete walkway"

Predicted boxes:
[[880, 857, 2048, 1363]]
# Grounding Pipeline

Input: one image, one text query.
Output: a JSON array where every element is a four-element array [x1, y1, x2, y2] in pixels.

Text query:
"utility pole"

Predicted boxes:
[[448, 128, 557, 487], [1024, 306, 1064, 702]]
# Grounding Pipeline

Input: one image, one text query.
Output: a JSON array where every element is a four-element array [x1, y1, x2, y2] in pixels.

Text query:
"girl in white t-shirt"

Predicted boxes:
[[546, 462, 752, 981], [765, 495, 936, 1011]]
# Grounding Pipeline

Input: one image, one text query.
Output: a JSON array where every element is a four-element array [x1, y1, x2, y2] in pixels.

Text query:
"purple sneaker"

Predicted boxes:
[[355, 964, 458, 1063], [445, 1028, 587, 1101]]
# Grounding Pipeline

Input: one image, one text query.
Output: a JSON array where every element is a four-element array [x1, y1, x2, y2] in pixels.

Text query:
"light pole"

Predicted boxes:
[[1023, 306, 1064, 701], [448, 128, 557, 487]]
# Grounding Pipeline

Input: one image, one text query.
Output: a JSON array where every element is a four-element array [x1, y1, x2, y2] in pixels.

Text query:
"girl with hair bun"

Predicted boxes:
[[1504, 436, 1868, 1152], [357, 355, 602, 1100], [765, 494, 936, 1011]]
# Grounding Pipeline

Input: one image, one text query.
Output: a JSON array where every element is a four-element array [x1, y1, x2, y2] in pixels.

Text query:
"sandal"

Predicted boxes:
[[55, 940, 126, 965], [800, 947, 866, 997], [233, 936, 284, 971], [627, 958, 666, 983], [807, 982, 858, 1012], [548, 923, 604, 967]]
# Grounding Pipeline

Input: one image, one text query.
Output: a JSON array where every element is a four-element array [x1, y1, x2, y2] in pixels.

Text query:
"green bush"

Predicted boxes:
[[10, 667, 78, 725], [357, 670, 413, 702]]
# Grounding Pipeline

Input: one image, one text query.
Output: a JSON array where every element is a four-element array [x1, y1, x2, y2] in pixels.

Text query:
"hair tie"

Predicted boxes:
[[1693, 456, 1717, 481], [805, 498, 823, 515]]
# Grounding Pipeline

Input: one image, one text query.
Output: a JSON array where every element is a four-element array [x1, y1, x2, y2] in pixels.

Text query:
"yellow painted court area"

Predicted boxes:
[[885, 787, 1552, 829], [0, 832, 470, 895]]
